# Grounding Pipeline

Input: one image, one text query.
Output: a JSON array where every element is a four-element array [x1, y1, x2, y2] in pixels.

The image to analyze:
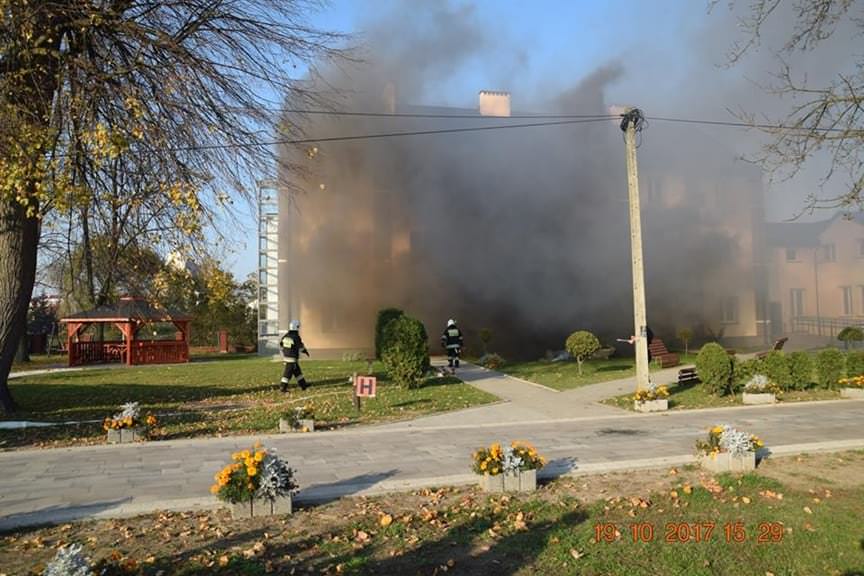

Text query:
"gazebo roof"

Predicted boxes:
[[61, 296, 192, 323]]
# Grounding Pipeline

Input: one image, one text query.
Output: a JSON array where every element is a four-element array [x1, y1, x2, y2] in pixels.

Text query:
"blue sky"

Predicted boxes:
[[220, 0, 843, 280]]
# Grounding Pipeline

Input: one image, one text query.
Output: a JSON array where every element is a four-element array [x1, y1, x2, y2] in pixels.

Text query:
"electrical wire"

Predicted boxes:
[[232, 106, 619, 120], [647, 115, 848, 133]]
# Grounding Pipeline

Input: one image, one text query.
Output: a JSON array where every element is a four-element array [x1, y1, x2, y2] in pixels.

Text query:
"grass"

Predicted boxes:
[[603, 380, 847, 411], [3, 451, 863, 575], [10, 354, 67, 373], [499, 353, 696, 392], [0, 356, 497, 449]]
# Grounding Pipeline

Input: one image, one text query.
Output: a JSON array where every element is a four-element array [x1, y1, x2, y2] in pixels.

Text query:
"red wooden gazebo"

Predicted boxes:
[[61, 296, 191, 366]]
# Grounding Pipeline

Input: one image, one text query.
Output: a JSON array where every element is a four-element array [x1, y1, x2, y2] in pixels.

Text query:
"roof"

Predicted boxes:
[[765, 213, 864, 247], [61, 297, 191, 323]]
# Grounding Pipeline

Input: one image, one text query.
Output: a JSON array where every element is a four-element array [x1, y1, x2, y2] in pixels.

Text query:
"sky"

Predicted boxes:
[[220, 0, 851, 281]]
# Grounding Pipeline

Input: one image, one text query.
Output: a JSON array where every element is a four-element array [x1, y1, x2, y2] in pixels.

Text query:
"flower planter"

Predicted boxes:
[[699, 451, 756, 473], [742, 392, 776, 405], [841, 387, 864, 399], [279, 418, 315, 433], [634, 399, 668, 412], [479, 469, 537, 493], [230, 496, 293, 519], [107, 427, 146, 444]]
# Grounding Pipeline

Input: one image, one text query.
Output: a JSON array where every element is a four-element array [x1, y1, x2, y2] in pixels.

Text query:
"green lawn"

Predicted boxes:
[[4, 451, 863, 575], [603, 380, 846, 411], [0, 357, 497, 449], [499, 353, 696, 392], [10, 354, 67, 373]]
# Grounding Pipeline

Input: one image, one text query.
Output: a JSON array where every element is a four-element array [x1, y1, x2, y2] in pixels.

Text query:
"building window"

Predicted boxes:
[[721, 296, 739, 324], [790, 289, 805, 317], [822, 243, 836, 262], [786, 248, 798, 262], [842, 286, 853, 316]]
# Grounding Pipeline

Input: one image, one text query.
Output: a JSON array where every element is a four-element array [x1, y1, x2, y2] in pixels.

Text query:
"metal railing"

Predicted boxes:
[[790, 316, 864, 337]]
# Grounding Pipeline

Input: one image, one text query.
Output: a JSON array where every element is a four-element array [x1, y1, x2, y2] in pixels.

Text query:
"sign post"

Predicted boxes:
[[353, 373, 377, 412]]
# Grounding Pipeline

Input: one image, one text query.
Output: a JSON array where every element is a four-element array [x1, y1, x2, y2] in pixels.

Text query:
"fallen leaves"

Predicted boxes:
[[379, 514, 393, 528]]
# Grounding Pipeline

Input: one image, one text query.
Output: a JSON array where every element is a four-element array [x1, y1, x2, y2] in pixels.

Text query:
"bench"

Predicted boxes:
[[755, 336, 788, 359], [648, 338, 680, 368], [677, 367, 699, 385]]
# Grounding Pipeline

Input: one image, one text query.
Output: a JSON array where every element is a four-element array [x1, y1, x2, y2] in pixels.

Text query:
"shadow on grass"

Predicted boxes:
[[541, 457, 578, 481], [596, 365, 633, 373]]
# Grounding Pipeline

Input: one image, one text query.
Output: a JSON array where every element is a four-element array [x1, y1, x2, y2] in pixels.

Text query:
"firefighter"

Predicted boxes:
[[441, 319, 464, 372], [280, 320, 310, 392]]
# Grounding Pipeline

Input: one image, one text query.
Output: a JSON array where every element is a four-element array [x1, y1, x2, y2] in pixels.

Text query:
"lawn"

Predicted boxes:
[[3, 450, 862, 575], [10, 354, 67, 373], [499, 353, 696, 392], [602, 380, 847, 411], [0, 356, 497, 450]]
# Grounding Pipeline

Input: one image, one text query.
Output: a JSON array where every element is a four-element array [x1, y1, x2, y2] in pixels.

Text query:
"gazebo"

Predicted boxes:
[[61, 296, 191, 366]]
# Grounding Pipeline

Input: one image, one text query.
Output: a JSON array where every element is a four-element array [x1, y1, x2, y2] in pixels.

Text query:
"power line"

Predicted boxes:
[[233, 106, 619, 120], [648, 115, 848, 133], [178, 117, 615, 152]]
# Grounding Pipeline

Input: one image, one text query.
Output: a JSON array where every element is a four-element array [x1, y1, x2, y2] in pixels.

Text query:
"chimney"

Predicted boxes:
[[478, 90, 511, 117]]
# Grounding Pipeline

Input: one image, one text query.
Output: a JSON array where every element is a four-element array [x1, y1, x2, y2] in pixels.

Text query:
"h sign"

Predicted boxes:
[[355, 375, 377, 398]]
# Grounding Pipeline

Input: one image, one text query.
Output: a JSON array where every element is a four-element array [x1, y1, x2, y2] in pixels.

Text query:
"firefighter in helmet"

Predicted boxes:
[[280, 320, 310, 392], [441, 319, 464, 371]]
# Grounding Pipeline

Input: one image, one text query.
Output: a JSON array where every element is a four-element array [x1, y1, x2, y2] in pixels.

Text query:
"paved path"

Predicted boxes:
[[2, 376, 863, 530]]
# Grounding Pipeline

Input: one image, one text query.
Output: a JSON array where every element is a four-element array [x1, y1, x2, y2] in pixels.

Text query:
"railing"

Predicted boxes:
[[791, 316, 864, 337], [130, 341, 189, 364], [69, 340, 126, 366]]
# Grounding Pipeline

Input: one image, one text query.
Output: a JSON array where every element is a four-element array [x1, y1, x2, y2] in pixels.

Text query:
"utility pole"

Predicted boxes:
[[621, 108, 650, 391]]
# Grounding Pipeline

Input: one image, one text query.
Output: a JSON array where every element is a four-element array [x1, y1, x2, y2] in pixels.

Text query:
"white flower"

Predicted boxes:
[[43, 543, 93, 576], [501, 446, 524, 474], [113, 401, 140, 421], [719, 424, 753, 456]]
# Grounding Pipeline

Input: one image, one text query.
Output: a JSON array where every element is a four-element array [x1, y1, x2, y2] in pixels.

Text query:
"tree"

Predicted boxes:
[[677, 327, 693, 357], [838, 326, 864, 350], [0, 1, 346, 413], [479, 328, 492, 355], [718, 0, 864, 210], [565, 330, 600, 376]]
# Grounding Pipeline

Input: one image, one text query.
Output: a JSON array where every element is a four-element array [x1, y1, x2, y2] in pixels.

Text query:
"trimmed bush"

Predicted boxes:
[[838, 326, 864, 349], [846, 351, 864, 378], [479, 353, 505, 370], [381, 315, 429, 389], [762, 351, 793, 391], [696, 343, 735, 396], [815, 348, 845, 389], [734, 357, 763, 388], [788, 351, 814, 390], [375, 308, 404, 359], [565, 330, 601, 375]]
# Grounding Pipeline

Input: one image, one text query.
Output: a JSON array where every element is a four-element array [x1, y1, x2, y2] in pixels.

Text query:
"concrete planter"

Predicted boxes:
[[699, 451, 756, 473], [634, 399, 668, 412], [841, 387, 864, 399], [743, 392, 776, 405], [279, 418, 315, 433], [230, 496, 293, 519], [479, 469, 537, 493], [107, 427, 146, 444]]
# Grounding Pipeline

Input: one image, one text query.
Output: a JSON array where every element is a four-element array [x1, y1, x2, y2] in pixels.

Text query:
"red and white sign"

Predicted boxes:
[[354, 375, 377, 398]]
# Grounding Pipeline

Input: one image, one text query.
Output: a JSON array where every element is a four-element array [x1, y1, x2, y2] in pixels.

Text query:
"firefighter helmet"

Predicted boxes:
[[289, 320, 301, 331], [447, 319, 456, 327]]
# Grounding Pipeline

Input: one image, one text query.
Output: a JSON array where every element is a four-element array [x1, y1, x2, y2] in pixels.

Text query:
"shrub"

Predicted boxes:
[[696, 343, 735, 396], [838, 326, 864, 349], [565, 330, 600, 375], [846, 351, 864, 378], [479, 328, 492, 354], [788, 351, 814, 390], [734, 357, 762, 388], [479, 353, 505, 370], [374, 308, 404, 359], [815, 348, 846, 389], [761, 351, 792, 391], [381, 315, 429, 389], [744, 374, 781, 395]]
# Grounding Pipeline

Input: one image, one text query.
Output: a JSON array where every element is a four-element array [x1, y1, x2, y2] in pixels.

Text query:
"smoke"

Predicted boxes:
[[279, 1, 835, 357]]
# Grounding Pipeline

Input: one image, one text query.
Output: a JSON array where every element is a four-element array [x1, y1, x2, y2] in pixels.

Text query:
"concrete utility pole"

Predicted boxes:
[[621, 108, 650, 391]]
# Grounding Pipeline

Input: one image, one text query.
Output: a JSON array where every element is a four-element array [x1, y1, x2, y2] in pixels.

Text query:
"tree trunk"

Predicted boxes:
[[15, 332, 30, 363], [0, 201, 40, 414]]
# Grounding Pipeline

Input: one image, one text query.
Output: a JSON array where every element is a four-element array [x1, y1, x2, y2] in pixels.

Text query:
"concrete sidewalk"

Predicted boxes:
[[2, 396, 863, 531]]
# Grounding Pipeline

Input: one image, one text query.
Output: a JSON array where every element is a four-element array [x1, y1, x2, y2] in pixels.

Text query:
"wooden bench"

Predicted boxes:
[[755, 336, 788, 359], [677, 367, 699, 385], [648, 338, 680, 368]]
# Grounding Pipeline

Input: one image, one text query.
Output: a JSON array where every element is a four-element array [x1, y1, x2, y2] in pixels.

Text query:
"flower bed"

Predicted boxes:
[[696, 424, 763, 473], [103, 402, 157, 443], [211, 442, 298, 518], [279, 403, 315, 432], [742, 374, 780, 405], [633, 383, 669, 412], [839, 375, 864, 399], [472, 441, 545, 492]]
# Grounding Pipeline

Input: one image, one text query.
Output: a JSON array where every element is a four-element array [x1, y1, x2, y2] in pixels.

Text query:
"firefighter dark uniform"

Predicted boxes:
[[441, 320, 464, 369], [280, 324, 309, 392]]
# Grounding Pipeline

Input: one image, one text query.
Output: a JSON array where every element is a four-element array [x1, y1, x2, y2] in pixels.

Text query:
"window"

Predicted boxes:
[[790, 289, 805, 317], [822, 243, 836, 262], [842, 286, 853, 316], [786, 247, 798, 262], [721, 296, 739, 324]]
